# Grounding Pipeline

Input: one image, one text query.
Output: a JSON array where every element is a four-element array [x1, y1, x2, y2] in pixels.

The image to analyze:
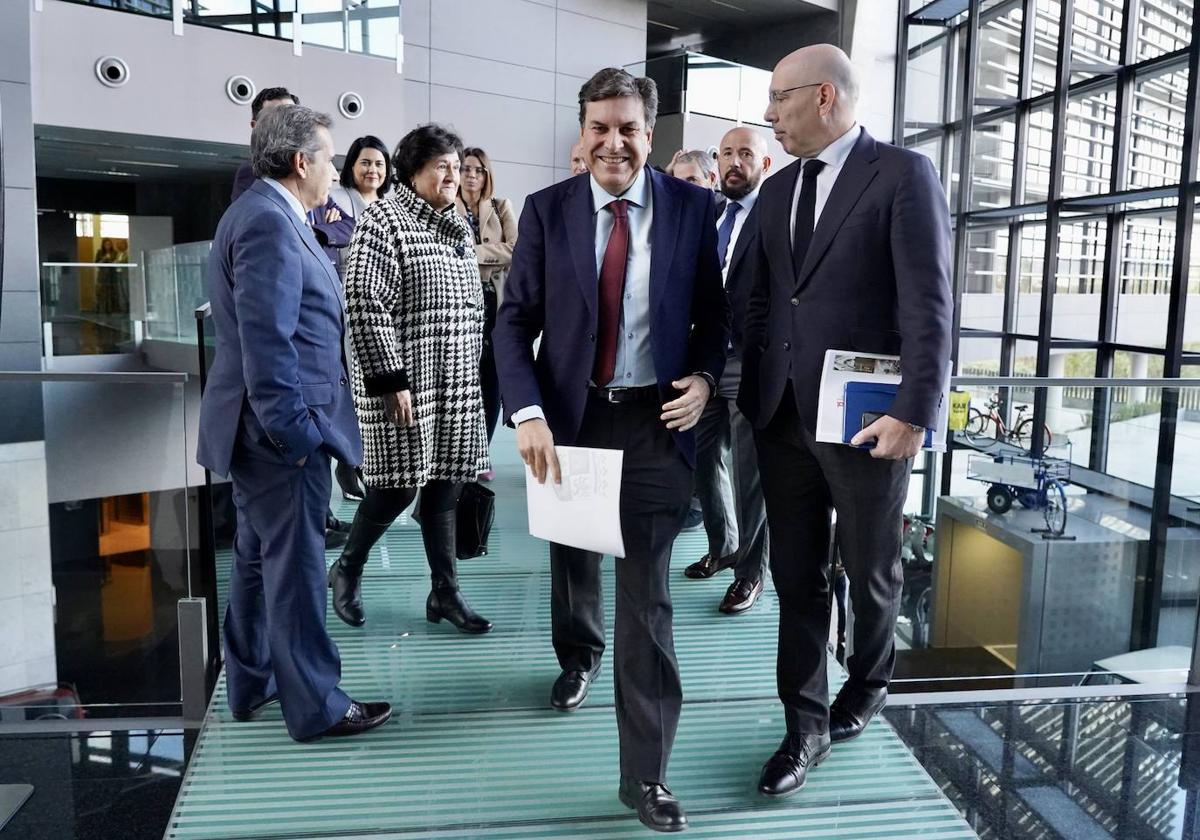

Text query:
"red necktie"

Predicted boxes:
[[592, 199, 629, 386]]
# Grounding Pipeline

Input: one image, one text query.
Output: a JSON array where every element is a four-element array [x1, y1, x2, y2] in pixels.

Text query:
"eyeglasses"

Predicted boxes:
[[462, 166, 488, 177], [767, 82, 825, 104]]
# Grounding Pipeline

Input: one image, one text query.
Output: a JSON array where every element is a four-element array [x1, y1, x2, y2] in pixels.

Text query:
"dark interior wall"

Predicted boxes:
[[688, 13, 842, 72], [36, 176, 235, 245]]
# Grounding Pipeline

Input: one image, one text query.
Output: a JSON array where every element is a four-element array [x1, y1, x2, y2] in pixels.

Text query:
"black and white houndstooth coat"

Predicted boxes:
[[344, 182, 490, 488]]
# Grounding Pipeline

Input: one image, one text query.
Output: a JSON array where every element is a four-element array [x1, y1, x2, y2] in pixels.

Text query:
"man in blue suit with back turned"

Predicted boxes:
[[493, 67, 730, 833], [197, 104, 390, 742]]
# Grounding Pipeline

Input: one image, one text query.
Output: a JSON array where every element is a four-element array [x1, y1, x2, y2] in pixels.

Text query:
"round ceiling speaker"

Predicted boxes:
[[95, 56, 130, 88]]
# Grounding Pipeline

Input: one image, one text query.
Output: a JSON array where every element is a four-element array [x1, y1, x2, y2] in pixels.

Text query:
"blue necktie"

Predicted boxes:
[[717, 201, 742, 268]]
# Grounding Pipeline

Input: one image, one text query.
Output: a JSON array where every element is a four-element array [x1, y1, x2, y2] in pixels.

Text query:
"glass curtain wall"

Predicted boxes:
[[896, 0, 1200, 677]]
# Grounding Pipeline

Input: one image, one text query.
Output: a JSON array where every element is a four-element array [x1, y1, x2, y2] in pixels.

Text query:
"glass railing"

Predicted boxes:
[[144, 241, 212, 345], [40, 262, 142, 356], [0, 370, 204, 724], [894, 378, 1200, 694], [630, 52, 773, 127], [40, 241, 213, 356], [63, 0, 403, 60]]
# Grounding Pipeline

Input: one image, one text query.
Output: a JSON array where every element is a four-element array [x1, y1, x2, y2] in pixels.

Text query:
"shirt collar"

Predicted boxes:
[[806, 123, 861, 172], [264, 177, 309, 223], [723, 184, 760, 216], [590, 166, 650, 214]]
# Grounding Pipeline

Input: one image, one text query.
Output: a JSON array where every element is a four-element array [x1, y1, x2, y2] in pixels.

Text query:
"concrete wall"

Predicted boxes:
[[0, 0, 55, 696], [31, 1, 413, 159], [401, 0, 647, 200]]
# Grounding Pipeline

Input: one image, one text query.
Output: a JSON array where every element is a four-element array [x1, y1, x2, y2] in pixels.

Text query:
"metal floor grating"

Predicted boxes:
[[168, 429, 976, 839]]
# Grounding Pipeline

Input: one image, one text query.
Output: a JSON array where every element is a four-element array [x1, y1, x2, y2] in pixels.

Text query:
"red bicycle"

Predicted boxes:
[[964, 393, 1052, 450]]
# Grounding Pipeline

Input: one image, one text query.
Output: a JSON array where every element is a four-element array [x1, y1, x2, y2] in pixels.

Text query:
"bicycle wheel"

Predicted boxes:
[[964, 409, 992, 445], [1043, 480, 1067, 536], [1014, 418, 1038, 451]]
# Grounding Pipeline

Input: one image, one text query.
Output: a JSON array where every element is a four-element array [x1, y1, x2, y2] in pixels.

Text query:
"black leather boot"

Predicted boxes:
[[328, 511, 391, 627], [422, 509, 492, 634]]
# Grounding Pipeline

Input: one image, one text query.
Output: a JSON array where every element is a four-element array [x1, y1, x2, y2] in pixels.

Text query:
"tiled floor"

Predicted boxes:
[[164, 431, 976, 839]]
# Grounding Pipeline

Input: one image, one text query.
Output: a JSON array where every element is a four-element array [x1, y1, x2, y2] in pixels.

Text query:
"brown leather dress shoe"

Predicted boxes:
[[683, 553, 736, 579], [719, 577, 763, 613], [297, 700, 392, 742]]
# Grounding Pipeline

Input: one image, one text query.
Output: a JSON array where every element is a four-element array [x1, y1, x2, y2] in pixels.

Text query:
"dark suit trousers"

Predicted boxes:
[[694, 358, 768, 581], [549, 391, 693, 782], [224, 433, 351, 741], [756, 387, 910, 734]]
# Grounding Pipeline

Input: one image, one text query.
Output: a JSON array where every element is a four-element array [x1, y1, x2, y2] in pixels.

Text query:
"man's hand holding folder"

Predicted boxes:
[[849, 415, 925, 460]]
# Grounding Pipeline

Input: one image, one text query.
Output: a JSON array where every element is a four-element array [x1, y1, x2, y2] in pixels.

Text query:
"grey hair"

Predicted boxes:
[[250, 104, 334, 179], [673, 150, 716, 179], [578, 67, 659, 130]]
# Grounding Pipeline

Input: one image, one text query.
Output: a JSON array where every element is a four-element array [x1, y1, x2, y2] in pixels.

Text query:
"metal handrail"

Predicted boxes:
[[0, 371, 187, 382]]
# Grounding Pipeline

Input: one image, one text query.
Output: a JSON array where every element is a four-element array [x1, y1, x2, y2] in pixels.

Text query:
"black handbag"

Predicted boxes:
[[456, 482, 495, 559]]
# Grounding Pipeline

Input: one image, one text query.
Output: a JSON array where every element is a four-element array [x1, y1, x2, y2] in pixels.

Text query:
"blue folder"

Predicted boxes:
[[843, 380, 935, 449]]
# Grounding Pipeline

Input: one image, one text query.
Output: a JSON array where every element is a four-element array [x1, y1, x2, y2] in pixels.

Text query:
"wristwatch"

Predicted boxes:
[[906, 422, 925, 434]]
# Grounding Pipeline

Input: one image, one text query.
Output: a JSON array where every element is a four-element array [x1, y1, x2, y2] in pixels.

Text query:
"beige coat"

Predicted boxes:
[[455, 195, 517, 299]]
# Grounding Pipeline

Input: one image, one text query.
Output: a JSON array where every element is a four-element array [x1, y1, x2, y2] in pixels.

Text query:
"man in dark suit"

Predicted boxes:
[[493, 67, 729, 832], [740, 45, 951, 797], [230, 87, 354, 267], [197, 104, 391, 742], [684, 127, 772, 616]]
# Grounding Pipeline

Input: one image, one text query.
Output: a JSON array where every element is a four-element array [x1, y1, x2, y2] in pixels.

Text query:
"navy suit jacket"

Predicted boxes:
[[231, 161, 353, 264], [197, 179, 363, 478], [738, 128, 952, 431], [493, 166, 731, 467]]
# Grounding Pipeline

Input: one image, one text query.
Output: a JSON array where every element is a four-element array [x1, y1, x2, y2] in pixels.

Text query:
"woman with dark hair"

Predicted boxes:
[[454, 147, 517, 476], [329, 135, 391, 279], [330, 123, 492, 634]]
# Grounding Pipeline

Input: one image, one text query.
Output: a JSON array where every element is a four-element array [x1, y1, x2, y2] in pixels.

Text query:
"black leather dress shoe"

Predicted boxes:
[[324, 529, 348, 550], [619, 777, 688, 833], [829, 685, 887, 743], [303, 700, 391, 741], [550, 666, 599, 711], [683, 553, 736, 579], [719, 577, 763, 614], [230, 694, 279, 722], [326, 515, 352, 534], [757, 731, 831, 797]]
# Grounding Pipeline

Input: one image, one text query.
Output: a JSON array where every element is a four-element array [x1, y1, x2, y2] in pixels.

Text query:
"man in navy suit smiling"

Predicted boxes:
[[493, 68, 729, 832]]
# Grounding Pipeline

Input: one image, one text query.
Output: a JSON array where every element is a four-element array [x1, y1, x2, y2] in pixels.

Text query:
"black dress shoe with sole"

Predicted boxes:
[[618, 777, 688, 833], [297, 700, 392, 742], [230, 694, 279, 722], [550, 666, 600, 711], [757, 731, 832, 798], [683, 553, 736, 579], [829, 685, 887, 743], [719, 577, 763, 614]]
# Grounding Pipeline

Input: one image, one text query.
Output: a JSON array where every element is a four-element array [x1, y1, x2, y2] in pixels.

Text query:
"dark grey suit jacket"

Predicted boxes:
[[738, 128, 952, 431]]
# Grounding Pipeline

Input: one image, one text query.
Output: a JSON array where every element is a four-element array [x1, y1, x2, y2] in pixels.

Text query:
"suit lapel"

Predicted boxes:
[[649, 168, 681, 318], [251, 181, 342, 297], [795, 129, 880, 290], [766, 160, 802, 282], [725, 202, 758, 284], [563, 176, 599, 320]]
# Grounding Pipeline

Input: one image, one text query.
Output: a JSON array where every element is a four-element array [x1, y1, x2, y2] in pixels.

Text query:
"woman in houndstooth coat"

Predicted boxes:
[[329, 123, 493, 635]]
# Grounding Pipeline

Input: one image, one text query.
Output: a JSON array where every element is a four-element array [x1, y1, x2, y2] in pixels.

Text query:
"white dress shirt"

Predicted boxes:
[[789, 123, 861, 245], [511, 168, 656, 426], [263, 177, 309, 223], [717, 185, 760, 284]]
